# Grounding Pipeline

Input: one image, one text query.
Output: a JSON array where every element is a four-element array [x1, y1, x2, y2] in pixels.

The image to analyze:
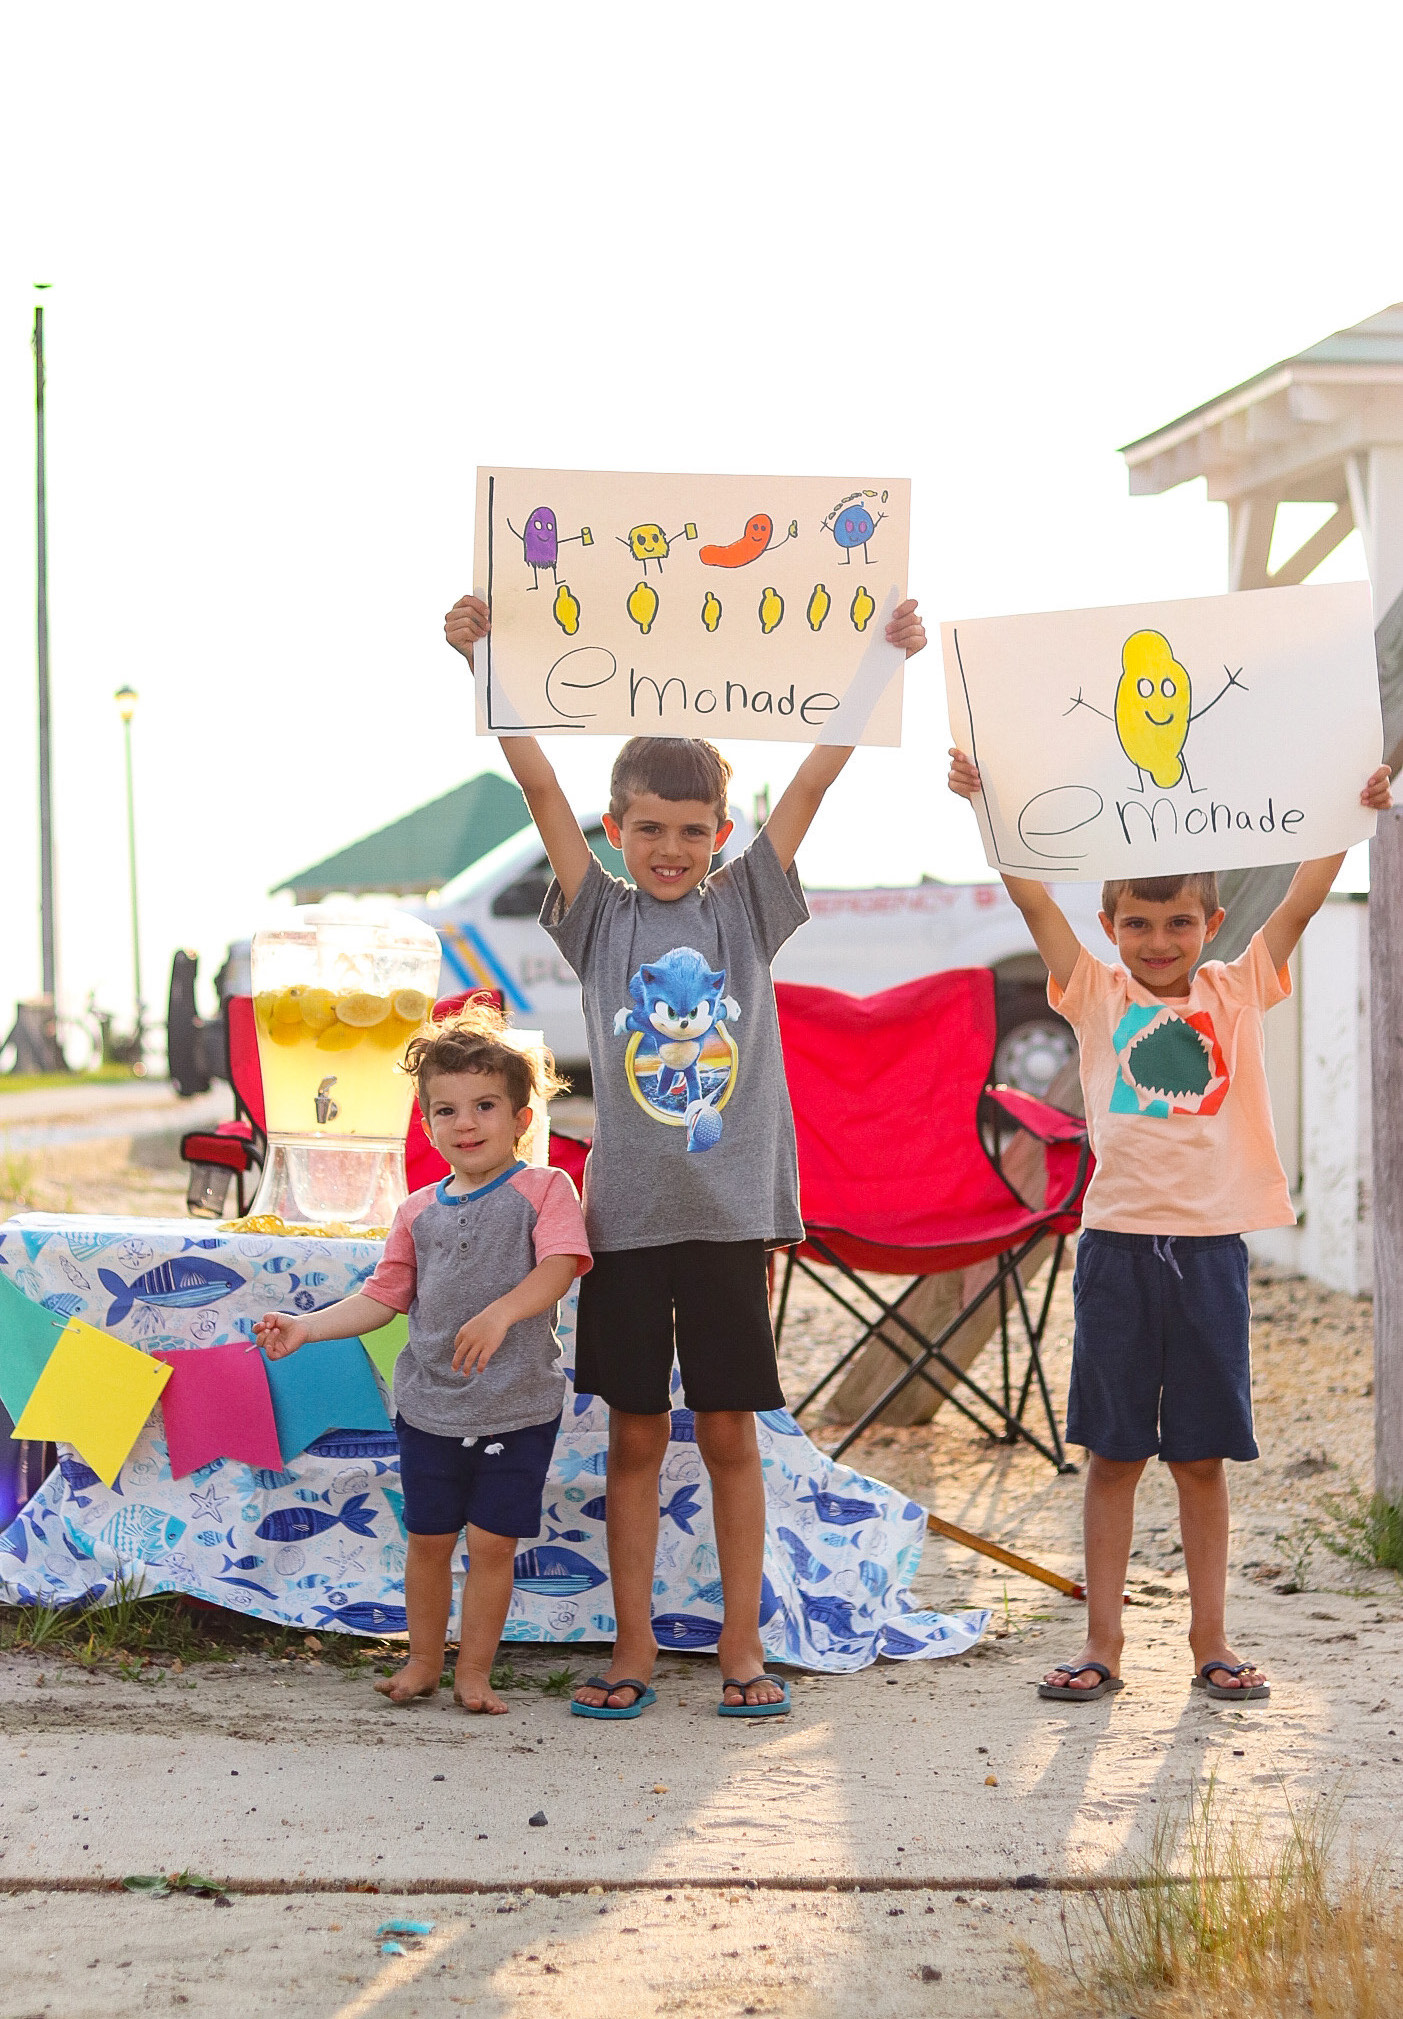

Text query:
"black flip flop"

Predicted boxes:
[[1192, 1661, 1270, 1702], [569, 1676, 657, 1721], [1037, 1661, 1125, 1702]]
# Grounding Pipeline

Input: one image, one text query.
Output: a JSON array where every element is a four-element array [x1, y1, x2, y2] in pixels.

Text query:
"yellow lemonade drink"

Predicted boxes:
[[253, 984, 433, 1138]]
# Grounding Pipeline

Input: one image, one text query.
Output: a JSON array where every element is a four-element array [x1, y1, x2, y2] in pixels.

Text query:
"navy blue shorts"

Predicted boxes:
[[394, 1412, 561, 1538], [1067, 1229, 1257, 1463]]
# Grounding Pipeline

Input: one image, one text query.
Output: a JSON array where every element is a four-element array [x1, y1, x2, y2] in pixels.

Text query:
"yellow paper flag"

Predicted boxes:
[[13, 1318, 170, 1488]]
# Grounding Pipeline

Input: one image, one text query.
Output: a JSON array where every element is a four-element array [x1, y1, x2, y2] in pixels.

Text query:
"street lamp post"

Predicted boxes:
[[114, 685, 143, 1055]]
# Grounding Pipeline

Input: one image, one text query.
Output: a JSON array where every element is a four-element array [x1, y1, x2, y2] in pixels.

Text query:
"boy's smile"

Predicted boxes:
[[423, 1069, 532, 1189], [602, 791, 734, 902], [1100, 895, 1226, 998]]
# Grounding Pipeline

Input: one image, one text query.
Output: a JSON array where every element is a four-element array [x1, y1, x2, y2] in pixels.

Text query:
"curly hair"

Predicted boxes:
[[402, 996, 566, 1123]]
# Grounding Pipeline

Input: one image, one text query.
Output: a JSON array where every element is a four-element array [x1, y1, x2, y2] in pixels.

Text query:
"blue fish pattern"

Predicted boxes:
[[660, 1485, 702, 1535], [0, 1220, 988, 1668], [777, 1526, 831, 1585], [512, 1546, 608, 1596], [98, 1257, 244, 1326], [304, 1432, 399, 1460], [798, 1484, 880, 1526], [652, 1612, 722, 1651], [255, 1493, 377, 1544]]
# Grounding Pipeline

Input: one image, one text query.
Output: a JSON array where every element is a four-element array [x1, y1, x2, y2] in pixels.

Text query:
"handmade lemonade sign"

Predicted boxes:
[[943, 581, 1382, 881], [474, 468, 911, 745]]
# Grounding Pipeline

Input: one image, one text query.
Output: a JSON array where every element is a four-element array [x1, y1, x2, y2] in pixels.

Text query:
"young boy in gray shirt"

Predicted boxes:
[[255, 1005, 589, 1716], [444, 589, 926, 1719]]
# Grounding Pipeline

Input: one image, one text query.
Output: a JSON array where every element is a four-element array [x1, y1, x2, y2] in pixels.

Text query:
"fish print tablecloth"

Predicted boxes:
[[0, 1215, 987, 1669]]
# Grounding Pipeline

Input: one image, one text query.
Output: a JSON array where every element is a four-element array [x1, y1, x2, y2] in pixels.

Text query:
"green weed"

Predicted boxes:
[[1312, 1484, 1403, 1575], [1024, 1782, 1403, 2019]]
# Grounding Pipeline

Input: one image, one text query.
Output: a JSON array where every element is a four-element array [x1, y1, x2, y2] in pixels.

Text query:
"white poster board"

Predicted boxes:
[[474, 467, 910, 745], [942, 582, 1382, 880]]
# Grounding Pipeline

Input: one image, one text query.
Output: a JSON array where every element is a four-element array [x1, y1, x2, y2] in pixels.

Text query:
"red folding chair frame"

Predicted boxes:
[[774, 973, 1090, 1472]]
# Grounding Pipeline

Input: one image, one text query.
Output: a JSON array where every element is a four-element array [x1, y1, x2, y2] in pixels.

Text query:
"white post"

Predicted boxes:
[[1371, 806, 1403, 1500]]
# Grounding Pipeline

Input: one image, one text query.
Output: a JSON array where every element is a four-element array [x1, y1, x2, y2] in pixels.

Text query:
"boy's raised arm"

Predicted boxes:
[[764, 599, 927, 872], [445, 594, 594, 905], [1261, 763, 1394, 969], [947, 747, 1084, 991]]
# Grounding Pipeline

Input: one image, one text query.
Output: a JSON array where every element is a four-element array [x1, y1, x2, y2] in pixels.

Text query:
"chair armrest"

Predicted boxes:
[[985, 1083, 1086, 1144]]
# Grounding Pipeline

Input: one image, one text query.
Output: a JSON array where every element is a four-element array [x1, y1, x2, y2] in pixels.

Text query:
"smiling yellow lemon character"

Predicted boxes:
[[1115, 630, 1191, 788]]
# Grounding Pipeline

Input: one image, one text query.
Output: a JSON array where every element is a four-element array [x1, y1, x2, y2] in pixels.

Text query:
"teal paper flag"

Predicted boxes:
[[0, 1269, 64, 1424], [260, 1337, 391, 1461]]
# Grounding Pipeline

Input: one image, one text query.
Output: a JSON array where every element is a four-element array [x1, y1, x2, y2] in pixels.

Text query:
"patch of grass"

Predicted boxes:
[[0, 1594, 401, 1671], [0, 1150, 39, 1210], [1025, 1782, 1403, 2018], [488, 1655, 580, 1695], [0, 1067, 143, 1096], [1312, 1484, 1403, 1576], [1271, 1517, 1316, 1592]]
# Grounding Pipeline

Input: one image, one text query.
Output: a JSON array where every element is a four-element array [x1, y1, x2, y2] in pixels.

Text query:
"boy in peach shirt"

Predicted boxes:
[[950, 748, 1392, 1705]]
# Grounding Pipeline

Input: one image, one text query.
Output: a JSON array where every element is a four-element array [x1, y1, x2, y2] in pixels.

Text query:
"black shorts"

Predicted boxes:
[[574, 1239, 785, 1416], [1067, 1229, 1257, 1463]]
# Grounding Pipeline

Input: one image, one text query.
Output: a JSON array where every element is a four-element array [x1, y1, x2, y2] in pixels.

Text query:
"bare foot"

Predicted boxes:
[[1192, 1645, 1268, 1693], [453, 1665, 508, 1714], [572, 1640, 657, 1712], [717, 1630, 785, 1708], [1042, 1638, 1123, 1692], [374, 1657, 441, 1704]]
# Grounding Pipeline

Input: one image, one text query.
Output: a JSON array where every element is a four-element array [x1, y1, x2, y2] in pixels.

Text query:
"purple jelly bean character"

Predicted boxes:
[[507, 504, 590, 589]]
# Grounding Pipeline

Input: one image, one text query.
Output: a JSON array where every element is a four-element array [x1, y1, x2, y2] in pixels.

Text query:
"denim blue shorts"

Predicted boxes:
[[1067, 1229, 1257, 1463], [394, 1411, 562, 1538]]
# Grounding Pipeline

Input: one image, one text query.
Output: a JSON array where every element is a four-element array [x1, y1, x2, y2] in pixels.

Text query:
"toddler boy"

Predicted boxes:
[[445, 590, 926, 1716], [256, 1005, 589, 1714], [949, 747, 1392, 1703]]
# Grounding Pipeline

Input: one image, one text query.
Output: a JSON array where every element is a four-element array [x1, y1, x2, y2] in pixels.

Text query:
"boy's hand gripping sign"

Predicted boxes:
[[943, 581, 1383, 881], [475, 467, 911, 746]]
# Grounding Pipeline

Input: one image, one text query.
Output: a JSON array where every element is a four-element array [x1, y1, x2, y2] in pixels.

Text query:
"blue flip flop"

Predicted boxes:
[[570, 1676, 657, 1721], [717, 1675, 791, 1718]]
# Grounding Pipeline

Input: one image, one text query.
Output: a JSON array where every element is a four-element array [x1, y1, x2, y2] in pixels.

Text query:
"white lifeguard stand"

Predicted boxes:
[[1120, 302, 1403, 1495]]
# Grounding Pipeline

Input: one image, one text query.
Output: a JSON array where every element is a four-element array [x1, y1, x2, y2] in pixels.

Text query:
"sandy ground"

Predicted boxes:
[[1, 1097, 1401, 2014]]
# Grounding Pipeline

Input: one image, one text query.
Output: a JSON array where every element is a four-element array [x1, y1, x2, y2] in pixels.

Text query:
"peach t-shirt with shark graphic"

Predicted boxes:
[[1049, 929, 1295, 1236]]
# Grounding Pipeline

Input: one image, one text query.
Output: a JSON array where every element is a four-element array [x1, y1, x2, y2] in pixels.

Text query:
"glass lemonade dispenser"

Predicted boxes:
[[247, 902, 442, 1229]]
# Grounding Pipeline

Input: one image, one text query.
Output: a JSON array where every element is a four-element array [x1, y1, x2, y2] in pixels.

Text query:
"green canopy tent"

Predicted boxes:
[[274, 772, 530, 902]]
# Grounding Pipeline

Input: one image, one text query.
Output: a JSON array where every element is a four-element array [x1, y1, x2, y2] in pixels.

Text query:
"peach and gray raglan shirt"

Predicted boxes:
[[364, 1163, 590, 1439]]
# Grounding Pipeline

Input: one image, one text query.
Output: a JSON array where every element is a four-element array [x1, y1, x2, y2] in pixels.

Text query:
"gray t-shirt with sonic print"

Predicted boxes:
[[542, 829, 809, 1253]]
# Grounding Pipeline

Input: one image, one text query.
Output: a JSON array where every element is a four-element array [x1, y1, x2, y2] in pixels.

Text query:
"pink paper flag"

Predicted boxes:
[[152, 1343, 283, 1480]]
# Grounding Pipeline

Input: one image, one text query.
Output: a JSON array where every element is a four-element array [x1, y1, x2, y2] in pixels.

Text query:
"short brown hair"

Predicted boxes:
[[1100, 871, 1221, 920], [402, 996, 566, 1130], [609, 737, 732, 824]]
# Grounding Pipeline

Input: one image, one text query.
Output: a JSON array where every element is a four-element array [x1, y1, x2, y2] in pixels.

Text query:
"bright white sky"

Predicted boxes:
[[1, 3, 1397, 1046]]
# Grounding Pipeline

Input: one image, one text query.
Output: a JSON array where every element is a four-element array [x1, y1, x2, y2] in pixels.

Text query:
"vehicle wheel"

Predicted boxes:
[[993, 1016, 1077, 1100]]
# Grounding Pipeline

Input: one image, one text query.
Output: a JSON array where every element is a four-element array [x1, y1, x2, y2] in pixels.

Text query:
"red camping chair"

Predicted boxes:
[[405, 990, 591, 1193], [774, 969, 1090, 1470], [180, 996, 268, 1217]]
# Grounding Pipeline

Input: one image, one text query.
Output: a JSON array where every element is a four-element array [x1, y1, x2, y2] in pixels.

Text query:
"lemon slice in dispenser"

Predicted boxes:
[[316, 1020, 362, 1051], [369, 1014, 419, 1050], [272, 987, 307, 1026], [253, 990, 277, 1030], [334, 991, 391, 1028], [297, 987, 338, 1035], [391, 989, 430, 1026]]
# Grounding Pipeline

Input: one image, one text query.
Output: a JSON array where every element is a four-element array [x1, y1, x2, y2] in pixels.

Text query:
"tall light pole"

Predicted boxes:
[[114, 685, 143, 1050]]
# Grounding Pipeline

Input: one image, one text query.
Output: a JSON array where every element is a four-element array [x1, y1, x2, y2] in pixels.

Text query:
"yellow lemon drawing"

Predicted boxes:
[[1115, 630, 1191, 788]]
